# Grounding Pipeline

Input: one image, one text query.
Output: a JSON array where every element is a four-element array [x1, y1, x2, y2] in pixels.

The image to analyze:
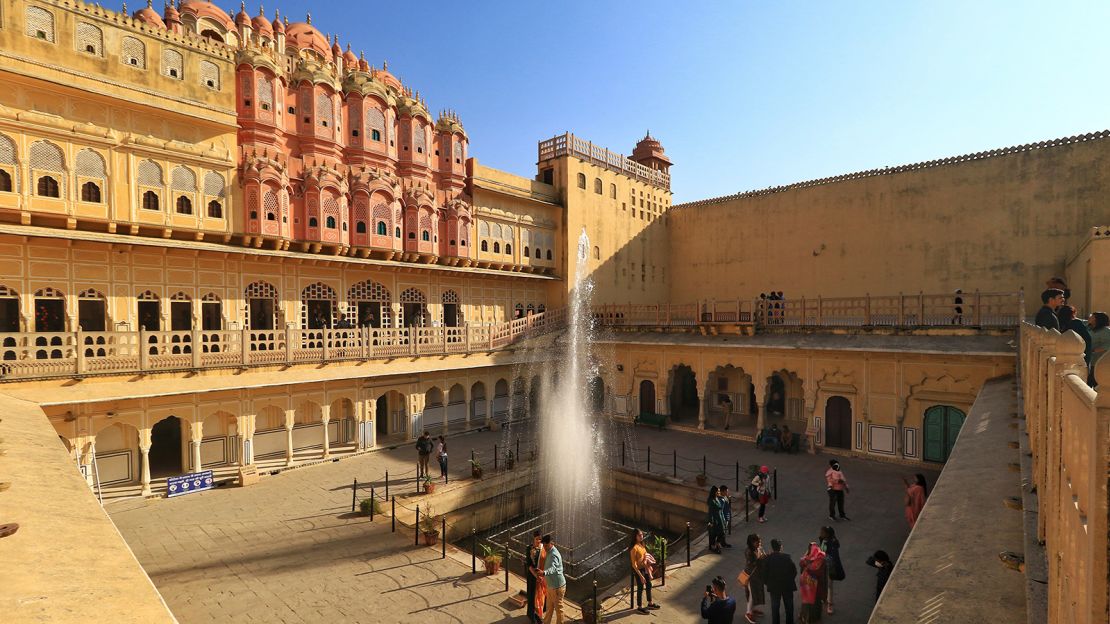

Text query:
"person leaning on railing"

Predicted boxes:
[[1088, 311, 1110, 387]]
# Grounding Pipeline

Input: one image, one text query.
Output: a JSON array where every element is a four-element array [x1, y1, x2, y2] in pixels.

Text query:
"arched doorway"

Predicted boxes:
[[639, 380, 656, 417], [669, 365, 698, 422], [447, 384, 466, 427], [766, 374, 786, 419], [470, 382, 487, 422], [375, 395, 389, 438], [528, 375, 541, 416], [493, 379, 510, 421], [824, 396, 852, 449], [149, 416, 184, 477], [923, 405, 966, 463], [423, 387, 444, 432]]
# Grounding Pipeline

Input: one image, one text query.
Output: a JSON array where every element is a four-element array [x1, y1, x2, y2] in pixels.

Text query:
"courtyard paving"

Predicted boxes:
[[107, 424, 937, 624]]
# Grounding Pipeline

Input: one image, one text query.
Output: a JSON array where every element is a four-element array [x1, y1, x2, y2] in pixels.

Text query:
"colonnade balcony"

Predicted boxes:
[[0, 309, 566, 381]]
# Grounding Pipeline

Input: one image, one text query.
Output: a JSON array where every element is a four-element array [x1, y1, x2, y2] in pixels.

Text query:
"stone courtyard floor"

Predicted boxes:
[[107, 425, 937, 623]]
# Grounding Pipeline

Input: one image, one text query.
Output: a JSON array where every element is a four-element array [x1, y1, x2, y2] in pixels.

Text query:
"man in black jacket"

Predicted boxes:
[[761, 539, 797, 624], [1035, 288, 1065, 330]]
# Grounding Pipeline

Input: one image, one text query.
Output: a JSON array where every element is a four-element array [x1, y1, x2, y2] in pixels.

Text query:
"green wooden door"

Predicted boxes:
[[923, 405, 966, 463]]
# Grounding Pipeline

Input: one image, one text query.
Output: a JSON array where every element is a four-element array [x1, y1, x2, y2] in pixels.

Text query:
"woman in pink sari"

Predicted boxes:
[[799, 542, 827, 623], [903, 474, 928, 528]]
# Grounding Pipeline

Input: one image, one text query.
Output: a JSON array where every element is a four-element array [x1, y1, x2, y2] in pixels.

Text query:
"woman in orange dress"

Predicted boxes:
[[534, 539, 547, 620], [903, 474, 928, 528]]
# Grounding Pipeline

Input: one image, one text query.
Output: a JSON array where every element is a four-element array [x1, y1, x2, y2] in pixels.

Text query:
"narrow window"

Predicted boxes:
[[142, 191, 160, 211], [326, 216, 336, 229], [37, 176, 59, 197], [577, 173, 586, 189], [493, 242, 500, 253], [421, 230, 430, 241], [176, 196, 192, 214], [207, 201, 223, 218], [376, 221, 386, 235], [80, 181, 101, 203], [505, 244, 512, 255], [308, 217, 318, 227], [371, 129, 381, 141], [0, 171, 11, 192], [356, 221, 367, 233], [481, 240, 488, 252]]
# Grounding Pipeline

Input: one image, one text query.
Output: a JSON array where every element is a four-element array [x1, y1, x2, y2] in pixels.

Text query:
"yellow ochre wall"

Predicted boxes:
[[668, 134, 1110, 314]]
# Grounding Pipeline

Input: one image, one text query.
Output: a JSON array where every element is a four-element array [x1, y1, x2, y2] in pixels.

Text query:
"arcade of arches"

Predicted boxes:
[[54, 364, 549, 494], [603, 340, 1011, 464]]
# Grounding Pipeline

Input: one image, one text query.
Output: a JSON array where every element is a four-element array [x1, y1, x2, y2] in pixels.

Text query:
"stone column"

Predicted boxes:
[[139, 442, 152, 496], [463, 383, 471, 429], [238, 414, 255, 466], [321, 403, 332, 459], [284, 408, 296, 466], [754, 383, 767, 433]]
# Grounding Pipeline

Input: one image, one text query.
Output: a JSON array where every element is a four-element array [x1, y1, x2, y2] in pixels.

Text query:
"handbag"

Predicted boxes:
[[737, 569, 751, 587], [643, 552, 657, 580]]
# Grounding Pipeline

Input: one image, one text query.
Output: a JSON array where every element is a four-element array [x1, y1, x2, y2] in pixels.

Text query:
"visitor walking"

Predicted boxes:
[[719, 485, 734, 542], [1058, 305, 1093, 365], [740, 533, 766, 623], [751, 466, 771, 523], [721, 394, 734, 430], [798, 542, 827, 623], [952, 289, 964, 325], [541, 535, 566, 624], [780, 425, 795, 453], [415, 431, 433, 479], [701, 575, 737, 624], [865, 550, 894, 602], [707, 486, 727, 553], [825, 460, 849, 521], [1089, 312, 1110, 387], [902, 474, 928, 528], [819, 526, 844, 615], [436, 435, 448, 483], [762, 539, 797, 624], [1035, 288, 1065, 330], [629, 529, 661, 613], [526, 531, 544, 624]]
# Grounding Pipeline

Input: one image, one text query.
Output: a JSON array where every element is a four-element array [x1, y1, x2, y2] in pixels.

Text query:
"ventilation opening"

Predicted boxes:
[[169, 68, 178, 78], [352, 129, 359, 137], [129, 57, 138, 65], [261, 103, 270, 111], [244, 99, 252, 107], [85, 45, 96, 53], [36, 31, 47, 39], [288, 106, 295, 114], [206, 80, 215, 88]]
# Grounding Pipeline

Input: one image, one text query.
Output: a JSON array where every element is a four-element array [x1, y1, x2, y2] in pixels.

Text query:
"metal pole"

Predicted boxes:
[[773, 468, 778, 500], [441, 516, 446, 559], [621, 441, 625, 467], [516, 437, 520, 462], [504, 542, 509, 591], [673, 449, 677, 478], [745, 488, 750, 521], [351, 478, 357, 513], [685, 522, 691, 566], [647, 446, 651, 472], [735, 462, 740, 493], [385, 470, 390, 500], [415, 505, 420, 546], [702, 455, 707, 477], [494, 444, 498, 471], [593, 579, 599, 620], [391, 496, 396, 532], [471, 528, 476, 573], [370, 487, 375, 521]]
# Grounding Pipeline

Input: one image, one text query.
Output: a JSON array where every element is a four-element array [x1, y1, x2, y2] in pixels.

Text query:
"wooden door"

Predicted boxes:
[[639, 380, 656, 416], [923, 405, 966, 462], [824, 396, 852, 449]]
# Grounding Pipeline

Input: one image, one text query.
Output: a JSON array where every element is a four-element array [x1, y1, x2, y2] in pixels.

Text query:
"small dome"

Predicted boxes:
[[272, 11, 285, 33], [235, 2, 250, 26], [178, 0, 235, 31], [285, 19, 331, 57], [376, 61, 402, 90], [357, 51, 369, 72], [251, 7, 272, 36], [134, 0, 166, 28], [331, 36, 342, 57], [343, 44, 358, 68], [163, 2, 181, 24]]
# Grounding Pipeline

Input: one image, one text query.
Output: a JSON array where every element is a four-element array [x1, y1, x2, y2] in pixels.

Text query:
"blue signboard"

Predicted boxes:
[[166, 470, 214, 498]]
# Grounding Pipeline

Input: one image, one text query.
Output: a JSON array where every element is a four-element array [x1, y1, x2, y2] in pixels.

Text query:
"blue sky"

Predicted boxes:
[[270, 1, 1108, 202]]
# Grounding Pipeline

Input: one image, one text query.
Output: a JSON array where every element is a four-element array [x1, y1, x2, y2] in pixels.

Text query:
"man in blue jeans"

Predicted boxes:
[[701, 576, 737, 623], [761, 539, 798, 624]]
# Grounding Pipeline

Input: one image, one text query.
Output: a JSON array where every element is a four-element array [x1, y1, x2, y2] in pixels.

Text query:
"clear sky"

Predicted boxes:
[[270, 1, 1108, 202]]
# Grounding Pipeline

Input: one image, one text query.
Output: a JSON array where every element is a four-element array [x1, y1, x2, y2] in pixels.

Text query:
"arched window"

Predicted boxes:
[[356, 221, 367, 233], [204, 171, 225, 199], [593, 246, 600, 259], [256, 74, 274, 111], [325, 216, 337, 229], [395, 226, 401, 238], [36, 176, 59, 197], [176, 196, 192, 214], [524, 246, 530, 257], [481, 240, 488, 252], [493, 242, 500, 253], [505, 244, 512, 255], [206, 200, 222, 218], [316, 92, 333, 129], [200, 60, 220, 89], [577, 173, 586, 189], [594, 178, 602, 194], [610, 183, 617, 198], [264, 210, 275, 220], [0, 134, 16, 193], [0, 170, 11, 193], [138, 159, 163, 187], [76, 22, 103, 56], [421, 230, 430, 241], [376, 221, 387, 235], [547, 249, 553, 260], [371, 129, 381, 141], [366, 108, 385, 143], [80, 181, 101, 202], [308, 217, 318, 228], [161, 48, 184, 79], [76, 149, 106, 180], [534, 247, 541, 259], [25, 6, 56, 42], [142, 190, 159, 211], [121, 36, 145, 68]]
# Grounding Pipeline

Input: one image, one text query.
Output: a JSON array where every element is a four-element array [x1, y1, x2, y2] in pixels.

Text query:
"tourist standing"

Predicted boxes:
[[1035, 289, 1065, 330], [741, 533, 766, 623], [952, 289, 964, 325], [798, 542, 827, 623], [1058, 305, 1093, 365], [719, 485, 734, 544], [762, 539, 797, 624], [541, 535, 566, 624], [825, 460, 850, 521], [435, 435, 448, 483], [629, 529, 661, 613], [707, 486, 726, 553], [721, 394, 734, 430], [751, 466, 771, 523], [415, 431, 433, 479], [526, 531, 544, 624], [902, 474, 928, 528], [1089, 312, 1110, 387], [701, 576, 737, 624], [865, 550, 894, 602], [819, 526, 844, 615], [1046, 277, 1071, 302]]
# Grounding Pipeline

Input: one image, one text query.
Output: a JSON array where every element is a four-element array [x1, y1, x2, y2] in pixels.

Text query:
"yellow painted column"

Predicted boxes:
[[139, 429, 152, 496], [284, 408, 295, 466], [321, 403, 331, 459]]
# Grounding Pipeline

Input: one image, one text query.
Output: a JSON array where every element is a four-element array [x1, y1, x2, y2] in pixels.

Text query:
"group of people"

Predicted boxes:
[[525, 532, 567, 624], [756, 424, 798, 453], [759, 292, 788, 325], [1035, 278, 1110, 387], [414, 431, 448, 482]]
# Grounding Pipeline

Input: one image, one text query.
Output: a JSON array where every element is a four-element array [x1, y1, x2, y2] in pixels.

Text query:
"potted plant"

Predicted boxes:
[[359, 497, 383, 516], [470, 457, 483, 479], [505, 449, 515, 470], [420, 507, 440, 546], [423, 475, 436, 495], [480, 543, 502, 575], [695, 472, 707, 487], [647, 535, 667, 579]]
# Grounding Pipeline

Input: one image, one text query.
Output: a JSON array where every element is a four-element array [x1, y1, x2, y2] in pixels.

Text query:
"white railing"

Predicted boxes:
[[538, 132, 671, 191], [0, 310, 567, 381]]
